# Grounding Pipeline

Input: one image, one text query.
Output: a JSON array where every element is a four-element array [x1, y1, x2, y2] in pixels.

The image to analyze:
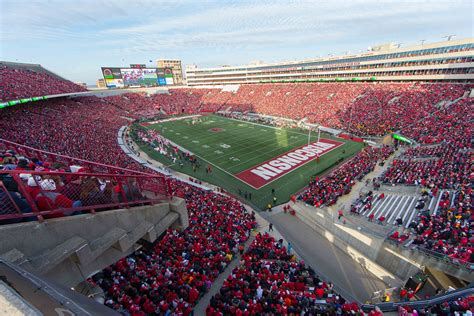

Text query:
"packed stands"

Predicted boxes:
[[1, 78, 473, 313], [337, 83, 467, 136], [223, 83, 469, 136], [0, 97, 147, 168], [299, 146, 394, 207], [380, 97, 473, 265], [207, 233, 362, 315], [0, 64, 87, 102], [89, 183, 256, 315], [397, 98, 472, 144], [416, 295, 474, 314], [106, 93, 162, 119], [382, 98, 472, 189], [197, 88, 232, 112], [149, 89, 217, 114]]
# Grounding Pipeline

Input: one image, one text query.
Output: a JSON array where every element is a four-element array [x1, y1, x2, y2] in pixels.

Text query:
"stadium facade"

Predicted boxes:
[[186, 38, 474, 85]]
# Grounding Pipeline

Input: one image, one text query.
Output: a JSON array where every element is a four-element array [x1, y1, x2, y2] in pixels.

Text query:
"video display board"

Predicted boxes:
[[101, 67, 174, 88]]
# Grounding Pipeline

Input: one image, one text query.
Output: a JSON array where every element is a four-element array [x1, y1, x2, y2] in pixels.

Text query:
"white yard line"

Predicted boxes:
[[144, 124, 245, 182], [146, 114, 202, 125], [155, 116, 315, 167], [223, 115, 315, 137], [141, 115, 346, 189]]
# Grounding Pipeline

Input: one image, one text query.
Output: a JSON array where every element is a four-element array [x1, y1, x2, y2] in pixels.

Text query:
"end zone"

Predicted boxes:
[[235, 139, 344, 189]]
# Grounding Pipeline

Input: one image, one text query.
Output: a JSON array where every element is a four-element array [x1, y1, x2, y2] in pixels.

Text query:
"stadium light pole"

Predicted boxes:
[[442, 35, 456, 41]]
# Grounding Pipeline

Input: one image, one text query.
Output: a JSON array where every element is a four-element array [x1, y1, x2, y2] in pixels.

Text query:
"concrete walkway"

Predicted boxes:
[[264, 208, 389, 303]]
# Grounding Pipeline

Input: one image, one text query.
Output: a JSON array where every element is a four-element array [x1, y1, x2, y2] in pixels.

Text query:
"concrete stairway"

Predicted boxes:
[[0, 201, 186, 288], [363, 193, 438, 228]]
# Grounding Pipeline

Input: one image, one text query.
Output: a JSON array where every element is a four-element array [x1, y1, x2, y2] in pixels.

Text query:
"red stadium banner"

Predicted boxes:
[[236, 139, 343, 189]]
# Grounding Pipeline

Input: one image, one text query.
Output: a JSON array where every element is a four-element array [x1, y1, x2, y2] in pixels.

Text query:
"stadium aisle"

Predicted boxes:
[[193, 206, 288, 314]]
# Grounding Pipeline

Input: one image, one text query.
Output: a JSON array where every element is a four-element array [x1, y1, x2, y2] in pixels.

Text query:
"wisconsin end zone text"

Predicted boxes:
[[236, 139, 344, 189]]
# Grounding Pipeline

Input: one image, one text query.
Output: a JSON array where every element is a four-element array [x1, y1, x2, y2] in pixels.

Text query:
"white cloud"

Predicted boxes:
[[0, 0, 471, 83]]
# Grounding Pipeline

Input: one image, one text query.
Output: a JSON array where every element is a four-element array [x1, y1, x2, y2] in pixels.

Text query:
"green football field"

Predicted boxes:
[[133, 114, 364, 210]]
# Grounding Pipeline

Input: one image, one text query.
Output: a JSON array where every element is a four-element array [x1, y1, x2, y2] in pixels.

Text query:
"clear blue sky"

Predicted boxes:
[[1, 0, 472, 85]]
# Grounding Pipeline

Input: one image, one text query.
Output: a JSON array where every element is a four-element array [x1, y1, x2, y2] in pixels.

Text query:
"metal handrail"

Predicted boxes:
[[0, 169, 170, 223], [361, 284, 474, 312]]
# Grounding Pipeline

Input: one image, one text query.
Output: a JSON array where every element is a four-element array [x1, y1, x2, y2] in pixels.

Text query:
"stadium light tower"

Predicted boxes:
[[419, 39, 426, 45], [442, 34, 456, 41]]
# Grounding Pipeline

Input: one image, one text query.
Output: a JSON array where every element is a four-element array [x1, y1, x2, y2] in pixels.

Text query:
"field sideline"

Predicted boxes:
[[135, 114, 364, 210]]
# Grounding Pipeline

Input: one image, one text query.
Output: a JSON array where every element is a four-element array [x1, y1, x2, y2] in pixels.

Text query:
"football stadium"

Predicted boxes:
[[0, 1, 473, 315]]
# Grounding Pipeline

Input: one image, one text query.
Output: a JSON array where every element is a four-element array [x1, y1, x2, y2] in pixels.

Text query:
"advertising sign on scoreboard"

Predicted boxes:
[[164, 68, 174, 85], [156, 68, 166, 86], [101, 67, 124, 88], [105, 78, 124, 88]]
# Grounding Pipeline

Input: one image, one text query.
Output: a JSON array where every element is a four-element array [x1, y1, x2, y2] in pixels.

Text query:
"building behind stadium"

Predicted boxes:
[[157, 59, 184, 85]]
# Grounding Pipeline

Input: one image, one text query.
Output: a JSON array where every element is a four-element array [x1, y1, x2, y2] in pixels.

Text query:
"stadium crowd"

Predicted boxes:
[[381, 97, 473, 264], [0, 97, 146, 168], [1, 74, 473, 313], [0, 64, 86, 101], [299, 146, 394, 207], [407, 186, 473, 264], [0, 149, 157, 222], [394, 295, 474, 315], [207, 233, 363, 315], [382, 98, 472, 189], [223, 82, 469, 136], [90, 183, 256, 315]]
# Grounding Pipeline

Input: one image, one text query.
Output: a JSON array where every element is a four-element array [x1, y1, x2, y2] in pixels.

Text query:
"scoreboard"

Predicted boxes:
[[101, 66, 174, 88]]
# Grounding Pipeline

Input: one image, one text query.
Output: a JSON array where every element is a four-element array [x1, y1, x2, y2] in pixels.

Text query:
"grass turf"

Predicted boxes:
[[134, 114, 364, 210]]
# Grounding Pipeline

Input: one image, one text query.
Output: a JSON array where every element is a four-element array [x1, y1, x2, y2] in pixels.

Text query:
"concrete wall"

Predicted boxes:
[[293, 202, 421, 284], [382, 243, 473, 282], [294, 201, 473, 283], [0, 198, 188, 287]]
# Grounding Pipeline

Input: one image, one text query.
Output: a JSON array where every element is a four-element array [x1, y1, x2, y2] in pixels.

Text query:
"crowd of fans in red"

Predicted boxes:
[[207, 233, 363, 315], [393, 295, 474, 315], [89, 183, 256, 315], [0, 65, 86, 102], [299, 146, 394, 207], [383, 97, 473, 264], [1, 74, 473, 313], [382, 99, 472, 189], [0, 147, 170, 223], [222, 83, 469, 136], [409, 188, 473, 264], [0, 97, 146, 168]]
